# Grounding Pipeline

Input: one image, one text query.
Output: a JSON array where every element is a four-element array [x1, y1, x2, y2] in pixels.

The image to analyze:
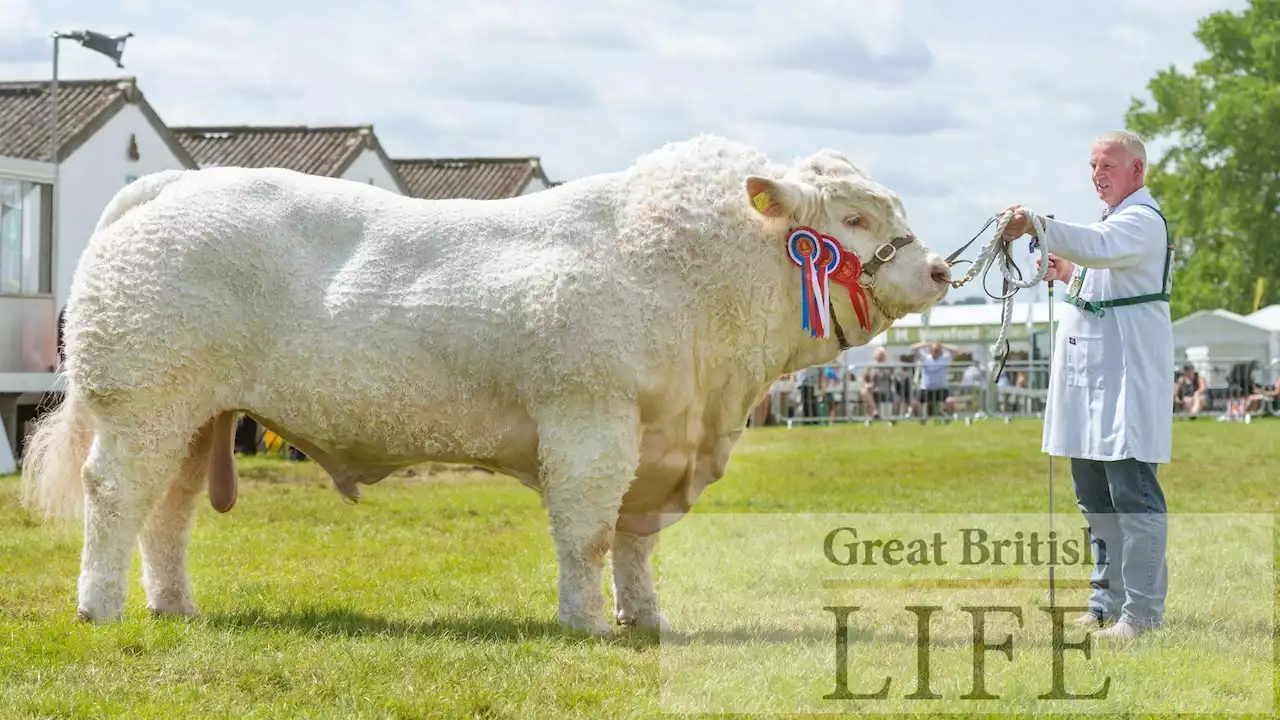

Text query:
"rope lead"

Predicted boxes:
[[947, 209, 1051, 381]]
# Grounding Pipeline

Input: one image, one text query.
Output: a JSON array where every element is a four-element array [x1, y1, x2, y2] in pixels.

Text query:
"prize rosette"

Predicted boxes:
[[786, 227, 872, 336]]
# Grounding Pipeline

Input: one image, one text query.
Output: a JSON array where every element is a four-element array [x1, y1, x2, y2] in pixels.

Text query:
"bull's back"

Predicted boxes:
[[66, 169, 415, 402]]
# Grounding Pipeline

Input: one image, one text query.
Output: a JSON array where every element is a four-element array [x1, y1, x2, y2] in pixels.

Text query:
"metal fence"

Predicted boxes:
[[750, 357, 1280, 427]]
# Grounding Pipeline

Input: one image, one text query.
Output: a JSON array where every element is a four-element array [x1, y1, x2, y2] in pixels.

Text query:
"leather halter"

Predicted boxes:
[[859, 235, 917, 282], [828, 233, 917, 351]]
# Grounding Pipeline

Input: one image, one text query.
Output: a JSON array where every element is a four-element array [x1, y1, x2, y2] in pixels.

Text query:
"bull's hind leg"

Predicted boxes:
[[612, 531, 668, 631], [137, 413, 231, 617], [77, 426, 184, 623], [538, 402, 641, 636]]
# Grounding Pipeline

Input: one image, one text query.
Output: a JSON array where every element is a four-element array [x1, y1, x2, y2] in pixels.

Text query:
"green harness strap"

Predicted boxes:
[[1065, 203, 1172, 318]]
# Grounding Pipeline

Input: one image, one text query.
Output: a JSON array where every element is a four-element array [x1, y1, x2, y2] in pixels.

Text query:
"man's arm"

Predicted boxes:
[[1037, 209, 1161, 270]]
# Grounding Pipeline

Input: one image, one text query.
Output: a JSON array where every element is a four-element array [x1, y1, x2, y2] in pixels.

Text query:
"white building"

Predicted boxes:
[[0, 78, 197, 472], [869, 298, 1056, 365]]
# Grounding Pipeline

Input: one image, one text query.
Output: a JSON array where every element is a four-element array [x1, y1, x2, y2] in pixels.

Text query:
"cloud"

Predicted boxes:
[[755, 92, 963, 136], [0, 0, 43, 62], [0, 0, 1255, 303], [764, 32, 934, 85], [0, 0, 37, 35], [0, 36, 45, 62]]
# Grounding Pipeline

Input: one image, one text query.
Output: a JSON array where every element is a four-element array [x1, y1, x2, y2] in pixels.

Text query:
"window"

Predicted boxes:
[[0, 178, 52, 295]]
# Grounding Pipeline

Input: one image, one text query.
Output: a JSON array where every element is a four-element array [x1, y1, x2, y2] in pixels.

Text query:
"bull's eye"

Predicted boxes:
[[844, 215, 862, 228]]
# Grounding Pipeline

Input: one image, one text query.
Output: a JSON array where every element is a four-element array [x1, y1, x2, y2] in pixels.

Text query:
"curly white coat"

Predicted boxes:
[[21, 134, 948, 634]]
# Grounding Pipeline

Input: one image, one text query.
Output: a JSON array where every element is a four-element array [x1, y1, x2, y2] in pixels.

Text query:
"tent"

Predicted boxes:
[[1173, 309, 1275, 387], [1245, 304, 1280, 366]]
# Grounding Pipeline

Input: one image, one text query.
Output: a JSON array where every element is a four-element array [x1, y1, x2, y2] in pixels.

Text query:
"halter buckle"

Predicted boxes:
[[874, 243, 897, 263]]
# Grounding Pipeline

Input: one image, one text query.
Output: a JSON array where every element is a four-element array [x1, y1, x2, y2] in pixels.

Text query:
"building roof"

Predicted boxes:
[[392, 157, 551, 200], [1246, 304, 1280, 332], [0, 77, 196, 167], [1173, 308, 1275, 349], [171, 124, 410, 194]]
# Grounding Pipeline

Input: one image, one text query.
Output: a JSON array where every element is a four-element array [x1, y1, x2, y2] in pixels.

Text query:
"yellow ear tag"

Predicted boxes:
[[753, 191, 771, 213]]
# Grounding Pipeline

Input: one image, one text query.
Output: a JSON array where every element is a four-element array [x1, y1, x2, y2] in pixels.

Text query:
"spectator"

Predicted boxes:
[[820, 364, 843, 423], [996, 370, 1016, 412], [1173, 362, 1207, 417], [774, 373, 799, 420], [860, 347, 896, 420], [1244, 376, 1279, 415], [893, 361, 919, 418], [799, 366, 821, 419], [955, 359, 985, 414], [911, 341, 959, 417]]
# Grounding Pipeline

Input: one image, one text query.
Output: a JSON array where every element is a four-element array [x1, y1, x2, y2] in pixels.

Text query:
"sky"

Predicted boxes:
[[0, 0, 1248, 303]]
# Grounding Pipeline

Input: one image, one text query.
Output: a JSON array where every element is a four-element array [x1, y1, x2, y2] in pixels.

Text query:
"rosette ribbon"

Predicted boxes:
[[785, 227, 872, 336]]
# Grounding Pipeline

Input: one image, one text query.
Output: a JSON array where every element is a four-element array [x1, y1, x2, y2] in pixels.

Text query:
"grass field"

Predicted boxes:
[[0, 419, 1276, 718]]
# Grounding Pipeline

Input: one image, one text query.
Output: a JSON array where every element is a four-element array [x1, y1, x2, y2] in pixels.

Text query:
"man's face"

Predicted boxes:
[[930, 342, 942, 357], [1090, 141, 1144, 207]]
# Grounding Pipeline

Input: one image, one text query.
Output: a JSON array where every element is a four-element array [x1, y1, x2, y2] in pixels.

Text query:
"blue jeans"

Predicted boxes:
[[1070, 458, 1168, 628]]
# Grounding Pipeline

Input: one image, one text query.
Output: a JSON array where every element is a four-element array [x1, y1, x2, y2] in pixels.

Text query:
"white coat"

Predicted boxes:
[[1039, 186, 1174, 464]]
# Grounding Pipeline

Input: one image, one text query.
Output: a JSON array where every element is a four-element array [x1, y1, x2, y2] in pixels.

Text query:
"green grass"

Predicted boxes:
[[0, 419, 1276, 718]]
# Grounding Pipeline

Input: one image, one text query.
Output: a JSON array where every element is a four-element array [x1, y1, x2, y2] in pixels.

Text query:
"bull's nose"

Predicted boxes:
[[930, 258, 951, 285]]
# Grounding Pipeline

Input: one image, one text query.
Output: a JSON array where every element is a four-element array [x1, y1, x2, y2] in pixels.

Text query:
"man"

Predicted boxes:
[[910, 341, 959, 418], [1000, 129, 1173, 640], [860, 346, 896, 420]]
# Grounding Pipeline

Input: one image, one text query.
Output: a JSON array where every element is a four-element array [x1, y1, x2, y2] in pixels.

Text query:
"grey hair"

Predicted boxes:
[[1094, 129, 1147, 164]]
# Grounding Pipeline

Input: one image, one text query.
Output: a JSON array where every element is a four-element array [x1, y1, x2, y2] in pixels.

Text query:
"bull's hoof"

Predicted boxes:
[[562, 615, 616, 638], [616, 609, 670, 632], [146, 601, 202, 619], [76, 606, 122, 624]]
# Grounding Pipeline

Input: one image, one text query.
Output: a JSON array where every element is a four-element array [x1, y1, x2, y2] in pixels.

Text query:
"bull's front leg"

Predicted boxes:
[[612, 531, 668, 631], [537, 401, 640, 636]]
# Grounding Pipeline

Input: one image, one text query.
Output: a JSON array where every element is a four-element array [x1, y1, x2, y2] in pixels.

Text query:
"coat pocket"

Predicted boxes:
[[1064, 335, 1104, 389]]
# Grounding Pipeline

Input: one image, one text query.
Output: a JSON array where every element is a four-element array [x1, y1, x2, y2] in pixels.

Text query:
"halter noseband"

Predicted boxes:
[[829, 233, 916, 350], [859, 234, 917, 285]]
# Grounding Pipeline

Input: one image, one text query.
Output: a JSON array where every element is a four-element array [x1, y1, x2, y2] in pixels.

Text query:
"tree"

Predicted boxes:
[[1125, 0, 1280, 318]]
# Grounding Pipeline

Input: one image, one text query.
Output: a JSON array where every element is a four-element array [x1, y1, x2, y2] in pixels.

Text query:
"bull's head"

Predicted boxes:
[[745, 149, 951, 326]]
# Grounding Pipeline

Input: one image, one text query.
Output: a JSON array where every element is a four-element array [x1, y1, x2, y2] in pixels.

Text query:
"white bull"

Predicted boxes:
[[22, 134, 950, 635]]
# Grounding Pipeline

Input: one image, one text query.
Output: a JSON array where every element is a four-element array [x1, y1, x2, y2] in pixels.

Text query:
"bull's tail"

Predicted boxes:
[[93, 169, 187, 234], [20, 384, 94, 520]]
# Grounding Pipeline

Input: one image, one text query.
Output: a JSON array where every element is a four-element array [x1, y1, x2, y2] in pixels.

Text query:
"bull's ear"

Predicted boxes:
[[745, 176, 803, 219]]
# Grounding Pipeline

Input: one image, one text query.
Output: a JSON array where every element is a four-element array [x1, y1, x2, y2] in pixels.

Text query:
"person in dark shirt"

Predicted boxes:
[[1173, 363, 1206, 416]]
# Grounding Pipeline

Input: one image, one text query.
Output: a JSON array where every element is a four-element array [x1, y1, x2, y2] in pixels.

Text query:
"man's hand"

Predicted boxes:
[[998, 205, 1043, 242], [1037, 252, 1075, 283]]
